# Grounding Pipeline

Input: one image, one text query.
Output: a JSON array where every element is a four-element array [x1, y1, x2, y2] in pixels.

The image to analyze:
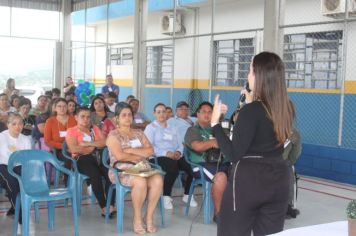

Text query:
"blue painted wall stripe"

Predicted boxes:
[[72, 0, 206, 25]]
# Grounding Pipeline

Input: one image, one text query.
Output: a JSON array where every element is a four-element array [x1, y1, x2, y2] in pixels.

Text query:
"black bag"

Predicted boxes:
[[204, 148, 223, 163]]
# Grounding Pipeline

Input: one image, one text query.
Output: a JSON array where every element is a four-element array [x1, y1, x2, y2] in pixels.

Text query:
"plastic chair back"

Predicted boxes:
[[8, 150, 53, 195], [8, 150, 79, 236]]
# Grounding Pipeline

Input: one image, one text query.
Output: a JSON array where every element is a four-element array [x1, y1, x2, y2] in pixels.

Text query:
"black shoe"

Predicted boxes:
[[101, 211, 115, 219], [286, 205, 300, 218], [6, 207, 15, 216], [213, 213, 220, 224]]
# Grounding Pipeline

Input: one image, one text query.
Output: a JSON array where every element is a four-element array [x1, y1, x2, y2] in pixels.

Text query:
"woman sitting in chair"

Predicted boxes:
[[66, 107, 115, 217], [106, 102, 163, 235], [0, 113, 32, 222], [144, 103, 196, 210]]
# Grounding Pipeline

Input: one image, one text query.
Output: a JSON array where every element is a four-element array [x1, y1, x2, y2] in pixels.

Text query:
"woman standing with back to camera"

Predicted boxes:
[[211, 51, 294, 236]]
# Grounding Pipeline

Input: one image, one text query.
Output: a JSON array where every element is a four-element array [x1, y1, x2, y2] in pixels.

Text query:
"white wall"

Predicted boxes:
[[90, 0, 356, 83]]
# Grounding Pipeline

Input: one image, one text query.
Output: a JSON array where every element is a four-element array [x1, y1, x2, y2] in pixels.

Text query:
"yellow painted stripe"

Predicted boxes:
[[94, 78, 133, 87], [92, 78, 356, 94], [345, 81, 356, 93], [287, 88, 340, 94]]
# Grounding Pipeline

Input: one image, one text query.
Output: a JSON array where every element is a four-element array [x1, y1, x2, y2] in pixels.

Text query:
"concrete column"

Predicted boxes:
[[55, 0, 72, 92], [263, 0, 285, 56], [133, 0, 148, 107]]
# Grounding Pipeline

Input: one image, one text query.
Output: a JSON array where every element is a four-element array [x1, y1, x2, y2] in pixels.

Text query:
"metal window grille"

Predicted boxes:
[[283, 30, 343, 89], [214, 38, 255, 86], [110, 47, 133, 65], [146, 45, 173, 85]]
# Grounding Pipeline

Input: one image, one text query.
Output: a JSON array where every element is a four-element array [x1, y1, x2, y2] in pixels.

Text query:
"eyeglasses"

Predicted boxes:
[[178, 108, 189, 111]]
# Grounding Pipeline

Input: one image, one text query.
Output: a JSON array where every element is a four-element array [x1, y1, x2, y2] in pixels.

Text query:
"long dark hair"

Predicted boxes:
[[252, 51, 293, 144], [90, 96, 110, 113]]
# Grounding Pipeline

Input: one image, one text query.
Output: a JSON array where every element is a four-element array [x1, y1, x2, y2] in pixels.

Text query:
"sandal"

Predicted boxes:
[[146, 222, 157, 234], [144, 217, 157, 234], [133, 221, 146, 235]]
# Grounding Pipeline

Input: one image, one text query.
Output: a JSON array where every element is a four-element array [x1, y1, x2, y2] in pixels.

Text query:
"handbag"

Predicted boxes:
[[112, 160, 163, 177], [204, 148, 223, 163]]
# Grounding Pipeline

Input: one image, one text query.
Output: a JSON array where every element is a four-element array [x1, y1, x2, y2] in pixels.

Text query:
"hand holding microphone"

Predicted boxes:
[[240, 82, 253, 105]]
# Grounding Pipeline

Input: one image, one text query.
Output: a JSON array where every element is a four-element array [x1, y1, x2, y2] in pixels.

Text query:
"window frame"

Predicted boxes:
[[213, 38, 255, 87]]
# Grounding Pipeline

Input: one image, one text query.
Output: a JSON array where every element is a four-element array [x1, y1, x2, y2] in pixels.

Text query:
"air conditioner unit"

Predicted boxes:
[[160, 12, 185, 35], [321, 0, 356, 16]]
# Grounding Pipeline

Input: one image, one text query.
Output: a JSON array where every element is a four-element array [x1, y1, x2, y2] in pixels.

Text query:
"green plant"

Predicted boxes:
[[346, 200, 356, 219]]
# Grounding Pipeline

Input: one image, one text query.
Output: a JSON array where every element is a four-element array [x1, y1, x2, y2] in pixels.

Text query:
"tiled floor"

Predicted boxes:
[[0, 175, 353, 236]]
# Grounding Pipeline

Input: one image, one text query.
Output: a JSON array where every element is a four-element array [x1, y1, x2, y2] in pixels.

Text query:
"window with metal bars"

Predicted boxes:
[[146, 45, 173, 85], [283, 31, 343, 89], [214, 38, 255, 86], [110, 47, 133, 65]]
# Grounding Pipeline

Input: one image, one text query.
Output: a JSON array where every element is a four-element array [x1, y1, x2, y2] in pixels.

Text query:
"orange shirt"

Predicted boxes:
[[44, 116, 77, 149], [66, 125, 102, 157]]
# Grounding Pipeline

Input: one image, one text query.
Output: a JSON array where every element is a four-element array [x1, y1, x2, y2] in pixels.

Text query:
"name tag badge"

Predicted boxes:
[[108, 87, 113, 92], [83, 134, 92, 142], [129, 138, 142, 148], [163, 133, 173, 141], [135, 118, 143, 124], [59, 131, 67, 138], [221, 121, 229, 129]]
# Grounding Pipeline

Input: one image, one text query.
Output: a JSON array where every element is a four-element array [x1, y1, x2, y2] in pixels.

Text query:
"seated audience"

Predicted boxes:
[[67, 99, 77, 116], [167, 101, 196, 146], [18, 98, 36, 137], [90, 96, 114, 129], [129, 98, 150, 130], [10, 94, 20, 112], [105, 91, 117, 113], [0, 93, 17, 123], [102, 116, 116, 138], [165, 106, 174, 120], [0, 113, 32, 220], [106, 102, 163, 234], [45, 90, 53, 99], [33, 100, 55, 151], [126, 94, 135, 103], [52, 88, 61, 100], [184, 101, 229, 223], [144, 103, 196, 209], [66, 107, 115, 217], [44, 98, 77, 180], [30, 95, 48, 117]]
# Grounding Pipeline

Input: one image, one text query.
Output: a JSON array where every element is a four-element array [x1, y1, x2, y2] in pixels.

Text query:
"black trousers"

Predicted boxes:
[[218, 157, 289, 236], [76, 154, 113, 208], [151, 157, 193, 196], [0, 164, 22, 223], [55, 149, 72, 185]]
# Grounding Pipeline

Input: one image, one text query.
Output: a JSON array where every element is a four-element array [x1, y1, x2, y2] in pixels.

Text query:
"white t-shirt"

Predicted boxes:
[[0, 130, 32, 165], [107, 103, 117, 113]]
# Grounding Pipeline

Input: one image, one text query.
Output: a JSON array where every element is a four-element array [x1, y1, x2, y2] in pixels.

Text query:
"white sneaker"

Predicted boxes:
[[163, 196, 173, 210], [17, 223, 21, 235], [87, 185, 92, 196], [182, 194, 198, 207]]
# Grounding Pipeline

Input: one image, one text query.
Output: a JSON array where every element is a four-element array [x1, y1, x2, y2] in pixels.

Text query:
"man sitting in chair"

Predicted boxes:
[[184, 101, 230, 223]]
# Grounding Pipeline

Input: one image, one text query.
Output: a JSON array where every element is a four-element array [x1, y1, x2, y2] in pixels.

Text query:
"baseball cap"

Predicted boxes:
[[176, 101, 189, 108]]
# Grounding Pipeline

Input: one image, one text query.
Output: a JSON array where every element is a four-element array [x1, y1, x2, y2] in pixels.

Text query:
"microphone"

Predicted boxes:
[[239, 82, 251, 103]]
